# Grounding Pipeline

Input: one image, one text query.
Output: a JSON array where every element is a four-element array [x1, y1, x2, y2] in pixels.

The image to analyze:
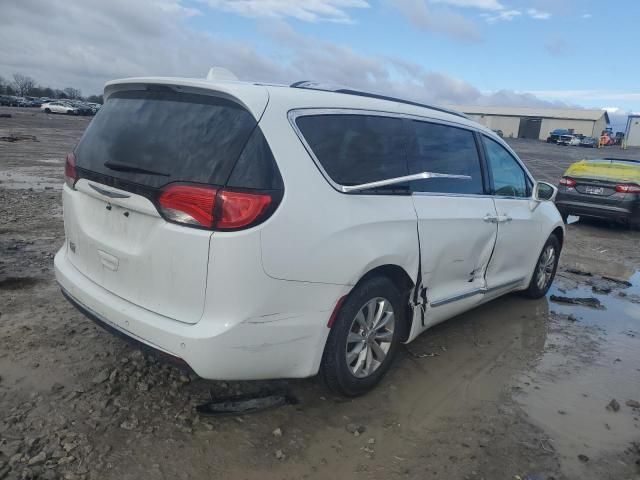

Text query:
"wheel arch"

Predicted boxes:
[[349, 264, 415, 342], [551, 225, 564, 249]]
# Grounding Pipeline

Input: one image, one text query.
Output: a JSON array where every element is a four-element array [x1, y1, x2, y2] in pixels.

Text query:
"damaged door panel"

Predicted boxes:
[[406, 195, 498, 340]]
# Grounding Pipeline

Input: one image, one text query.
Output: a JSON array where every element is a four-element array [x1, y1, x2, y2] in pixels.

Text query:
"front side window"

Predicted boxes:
[[295, 114, 407, 186], [407, 120, 484, 194], [484, 137, 531, 198]]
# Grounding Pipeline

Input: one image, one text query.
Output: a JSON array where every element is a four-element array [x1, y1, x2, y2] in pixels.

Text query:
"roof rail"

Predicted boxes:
[[289, 81, 468, 119]]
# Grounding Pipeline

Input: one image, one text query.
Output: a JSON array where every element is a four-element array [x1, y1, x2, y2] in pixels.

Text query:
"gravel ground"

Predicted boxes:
[[1, 106, 639, 480]]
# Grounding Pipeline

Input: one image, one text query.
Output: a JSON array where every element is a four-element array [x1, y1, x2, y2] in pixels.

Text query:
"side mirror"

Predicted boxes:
[[534, 181, 557, 202]]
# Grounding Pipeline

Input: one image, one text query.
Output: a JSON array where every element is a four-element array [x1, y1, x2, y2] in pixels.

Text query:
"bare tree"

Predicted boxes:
[[12, 73, 36, 97], [63, 87, 82, 99]]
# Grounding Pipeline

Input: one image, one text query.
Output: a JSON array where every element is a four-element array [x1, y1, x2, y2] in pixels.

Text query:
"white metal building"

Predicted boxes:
[[445, 105, 610, 141], [624, 115, 640, 147]]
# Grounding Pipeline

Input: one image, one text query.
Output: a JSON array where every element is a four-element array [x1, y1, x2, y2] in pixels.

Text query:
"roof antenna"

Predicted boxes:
[[206, 67, 238, 82]]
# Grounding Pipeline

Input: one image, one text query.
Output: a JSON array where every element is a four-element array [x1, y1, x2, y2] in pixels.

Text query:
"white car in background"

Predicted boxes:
[[54, 77, 565, 396], [41, 101, 78, 115], [558, 134, 581, 146]]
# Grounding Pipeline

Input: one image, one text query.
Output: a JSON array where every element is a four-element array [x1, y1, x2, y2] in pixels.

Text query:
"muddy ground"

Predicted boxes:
[[1, 106, 639, 480]]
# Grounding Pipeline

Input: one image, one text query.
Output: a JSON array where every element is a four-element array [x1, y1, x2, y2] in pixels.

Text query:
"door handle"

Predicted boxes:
[[496, 214, 512, 223], [483, 214, 498, 223]]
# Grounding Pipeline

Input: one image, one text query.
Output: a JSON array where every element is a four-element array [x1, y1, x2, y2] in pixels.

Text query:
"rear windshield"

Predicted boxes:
[[74, 89, 258, 188]]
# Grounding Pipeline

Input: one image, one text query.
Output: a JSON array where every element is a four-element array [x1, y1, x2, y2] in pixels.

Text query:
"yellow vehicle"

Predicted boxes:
[[555, 158, 640, 227]]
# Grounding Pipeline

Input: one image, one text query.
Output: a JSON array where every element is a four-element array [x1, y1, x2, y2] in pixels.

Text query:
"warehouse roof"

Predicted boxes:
[[445, 105, 609, 123]]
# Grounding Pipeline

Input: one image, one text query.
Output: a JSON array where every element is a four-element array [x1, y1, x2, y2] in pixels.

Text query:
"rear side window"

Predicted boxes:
[[74, 90, 258, 189], [295, 114, 407, 186], [407, 120, 484, 194], [226, 128, 283, 190]]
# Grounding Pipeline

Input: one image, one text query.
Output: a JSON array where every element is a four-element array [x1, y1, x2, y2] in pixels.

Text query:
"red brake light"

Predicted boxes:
[[65, 153, 77, 188], [217, 190, 272, 230], [615, 184, 640, 194], [559, 177, 576, 187], [158, 185, 217, 228], [157, 185, 274, 230]]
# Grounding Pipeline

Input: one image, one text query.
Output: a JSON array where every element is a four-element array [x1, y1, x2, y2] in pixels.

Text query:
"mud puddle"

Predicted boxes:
[[516, 273, 640, 478], [219, 294, 559, 480]]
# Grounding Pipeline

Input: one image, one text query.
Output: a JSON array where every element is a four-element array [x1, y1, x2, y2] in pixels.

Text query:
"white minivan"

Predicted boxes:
[[55, 77, 564, 396]]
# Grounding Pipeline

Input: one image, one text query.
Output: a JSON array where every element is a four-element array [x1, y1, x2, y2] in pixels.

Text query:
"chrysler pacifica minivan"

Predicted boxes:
[[55, 77, 564, 396]]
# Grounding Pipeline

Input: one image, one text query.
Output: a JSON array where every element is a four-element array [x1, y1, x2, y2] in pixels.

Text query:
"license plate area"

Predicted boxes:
[[585, 186, 604, 195]]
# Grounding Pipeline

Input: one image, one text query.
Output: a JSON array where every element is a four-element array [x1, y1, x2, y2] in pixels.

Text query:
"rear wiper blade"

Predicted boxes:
[[104, 161, 170, 177]]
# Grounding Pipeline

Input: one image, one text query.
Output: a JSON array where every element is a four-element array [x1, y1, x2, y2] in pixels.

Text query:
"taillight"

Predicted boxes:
[[158, 185, 217, 228], [216, 190, 272, 230], [65, 153, 77, 189], [559, 177, 576, 187], [157, 184, 274, 230], [615, 184, 640, 194]]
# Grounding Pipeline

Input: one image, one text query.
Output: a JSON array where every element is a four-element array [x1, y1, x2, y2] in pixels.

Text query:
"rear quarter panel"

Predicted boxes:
[[257, 102, 419, 287]]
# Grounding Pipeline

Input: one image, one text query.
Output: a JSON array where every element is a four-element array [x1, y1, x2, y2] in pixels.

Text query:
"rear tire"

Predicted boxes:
[[320, 276, 403, 397], [44, 108, 51, 113], [521, 235, 560, 299]]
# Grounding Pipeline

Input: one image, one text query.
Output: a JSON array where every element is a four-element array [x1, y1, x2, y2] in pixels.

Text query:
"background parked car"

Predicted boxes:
[[546, 129, 570, 143], [558, 134, 581, 146], [41, 101, 79, 115], [580, 137, 598, 148], [0, 95, 14, 106], [67, 101, 93, 115], [556, 158, 640, 227]]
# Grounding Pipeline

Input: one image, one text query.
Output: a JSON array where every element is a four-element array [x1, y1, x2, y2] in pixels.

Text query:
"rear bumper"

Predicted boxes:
[[55, 248, 340, 380], [60, 287, 193, 372], [555, 197, 638, 221]]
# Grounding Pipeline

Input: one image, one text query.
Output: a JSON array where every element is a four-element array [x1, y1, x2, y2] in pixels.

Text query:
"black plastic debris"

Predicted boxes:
[[197, 390, 299, 416], [565, 268, 592, 277], [601, 275, 632, 287], [550, 295, 603, 309], [0, 134, 37, 142]]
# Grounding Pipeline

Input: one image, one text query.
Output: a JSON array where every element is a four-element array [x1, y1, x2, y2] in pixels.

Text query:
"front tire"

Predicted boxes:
[[320, 276, 403, 397], [522, 235, 560, 299]]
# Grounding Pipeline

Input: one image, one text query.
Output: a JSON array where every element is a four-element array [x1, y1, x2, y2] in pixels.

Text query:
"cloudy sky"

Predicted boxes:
[[1, 0, 638, 117]]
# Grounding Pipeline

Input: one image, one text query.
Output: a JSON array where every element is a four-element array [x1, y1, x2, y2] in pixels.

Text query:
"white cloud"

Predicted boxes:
[[429, 0, 503, 10], [201, 0, 370, 23], [527, 8, 550, 20], [528, 90, 640, 102], [481, 9, 521, 22], [581, 13, 592, 19], [392, 0, 482, 42], [0, 0, 557, 109]]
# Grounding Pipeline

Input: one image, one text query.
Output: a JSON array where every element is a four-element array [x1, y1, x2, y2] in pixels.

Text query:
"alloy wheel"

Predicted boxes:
[[345, 297, 395, 378], [536, 245, 556, 290]]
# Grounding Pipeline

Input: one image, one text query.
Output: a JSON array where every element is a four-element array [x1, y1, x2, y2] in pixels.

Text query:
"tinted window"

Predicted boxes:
[[227, 127, 283, 190], [74, 90, 257, 189], [484, 137, 530, 197], [407, 121, 484, 194], [295, 114, 407, 186]]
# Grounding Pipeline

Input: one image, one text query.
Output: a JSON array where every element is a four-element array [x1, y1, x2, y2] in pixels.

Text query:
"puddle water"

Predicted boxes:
[[281, 273, 639, 479], [516, 271, 640, 476], [0, 167, 61, 190]]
